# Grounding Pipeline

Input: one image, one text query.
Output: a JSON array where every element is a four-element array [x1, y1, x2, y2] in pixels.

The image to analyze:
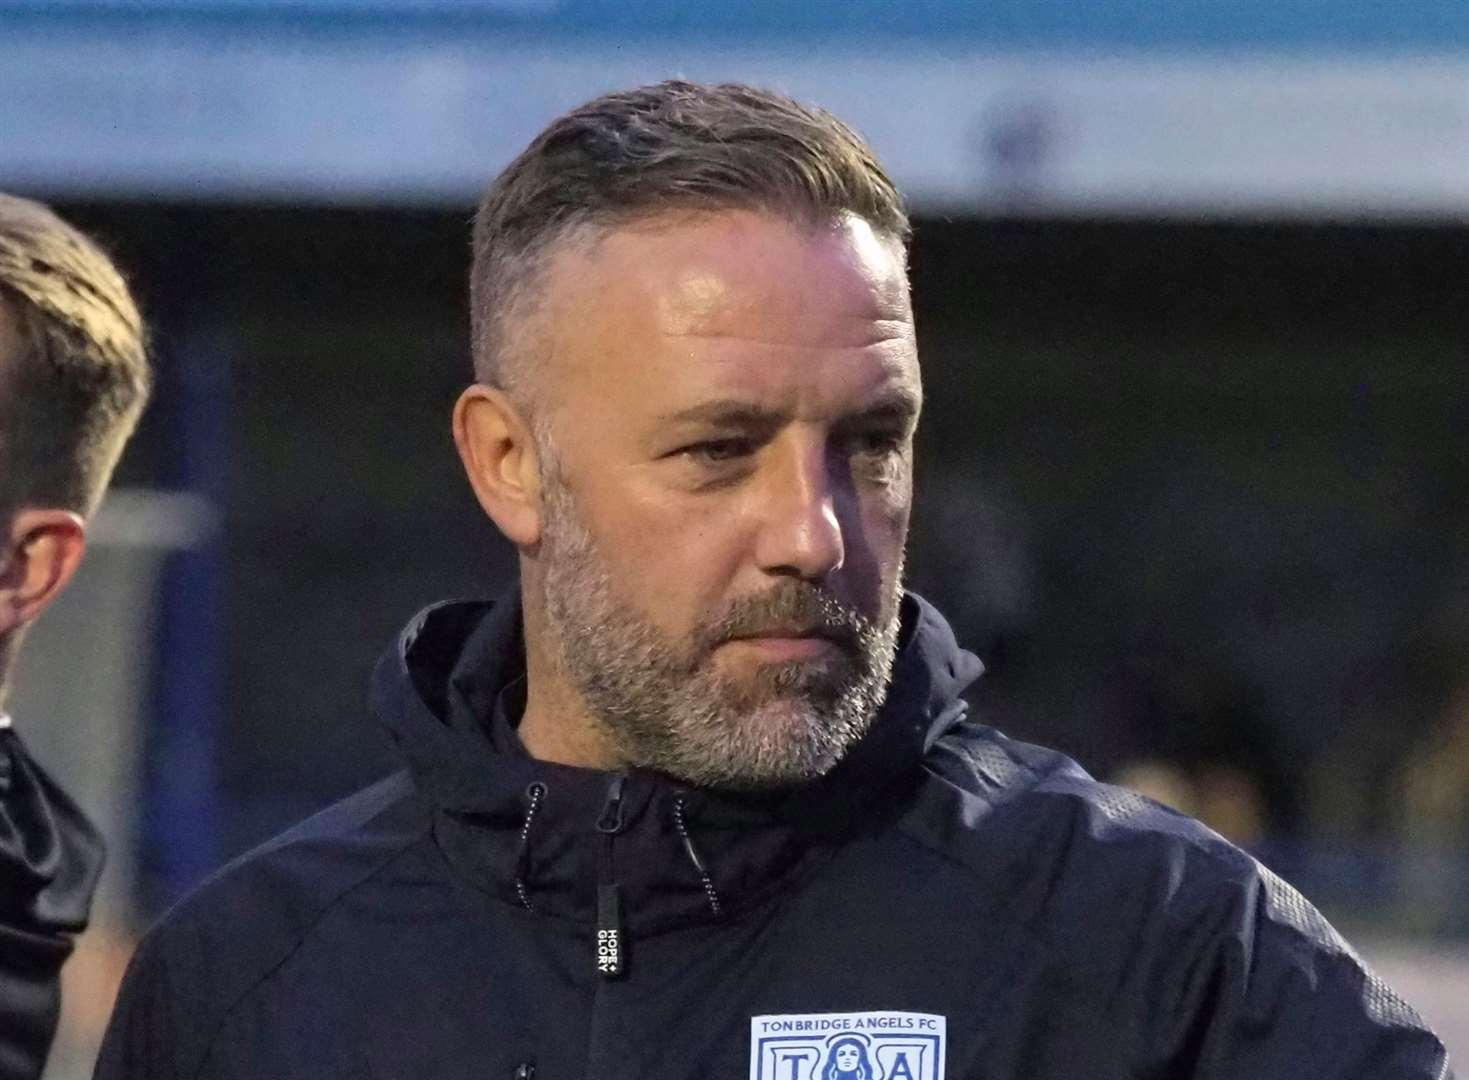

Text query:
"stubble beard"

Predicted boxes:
[[535, 462, 904, 791]]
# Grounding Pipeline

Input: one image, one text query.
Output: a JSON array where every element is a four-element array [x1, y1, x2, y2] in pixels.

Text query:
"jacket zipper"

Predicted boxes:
[[594, 773, 626, 978]]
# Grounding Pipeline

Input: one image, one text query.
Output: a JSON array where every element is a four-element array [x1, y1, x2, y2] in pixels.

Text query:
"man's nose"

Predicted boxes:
[[753, 443, 846, 580]]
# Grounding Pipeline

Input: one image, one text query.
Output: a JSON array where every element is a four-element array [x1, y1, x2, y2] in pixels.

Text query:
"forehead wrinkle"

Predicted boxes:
[[540, 211, 917, 417], [663, 328, 914, 351], [656, 264, 911, 338], [648, 227, 911, 341]]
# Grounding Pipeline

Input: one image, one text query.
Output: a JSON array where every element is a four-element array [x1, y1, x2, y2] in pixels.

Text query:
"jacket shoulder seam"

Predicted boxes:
[[187, 814, 432, 1079]]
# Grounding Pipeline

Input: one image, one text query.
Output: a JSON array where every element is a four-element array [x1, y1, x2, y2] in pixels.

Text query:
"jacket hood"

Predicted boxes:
[[371, 588, 982, 934]]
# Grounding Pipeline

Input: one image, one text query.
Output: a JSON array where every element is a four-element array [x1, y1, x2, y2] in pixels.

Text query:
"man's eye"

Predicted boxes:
[[684, 438, 754, 463]]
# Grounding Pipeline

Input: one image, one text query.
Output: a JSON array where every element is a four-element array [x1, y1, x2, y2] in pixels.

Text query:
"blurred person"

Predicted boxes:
[[0, 195, 150, 1079], [1111, 758, 1267, 847], [96, 83, 1448, 1079], [1110, 757, 1200, 817], [1394, 675, 1469, 935], [1310, 603, 1469, 935]]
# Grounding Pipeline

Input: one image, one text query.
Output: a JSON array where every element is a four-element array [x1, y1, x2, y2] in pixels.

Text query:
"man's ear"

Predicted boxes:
[[0, 509, 87, 636], [453, 384, 544, 548]]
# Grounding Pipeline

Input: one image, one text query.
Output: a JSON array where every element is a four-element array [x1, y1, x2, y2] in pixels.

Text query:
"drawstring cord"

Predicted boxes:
[[672, 796, 723, 918], [513, 783, 724, 921], [515, 782, 546, 911]]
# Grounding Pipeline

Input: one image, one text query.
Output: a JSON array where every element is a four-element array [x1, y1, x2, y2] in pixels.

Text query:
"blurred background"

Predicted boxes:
[[2, 0, 1466, 1072]]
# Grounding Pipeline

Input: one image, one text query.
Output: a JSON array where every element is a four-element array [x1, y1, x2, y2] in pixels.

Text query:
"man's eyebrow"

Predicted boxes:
[[840, 389, 922, 428], [656, 400, 786, 427], [657, 390, 922, 429]]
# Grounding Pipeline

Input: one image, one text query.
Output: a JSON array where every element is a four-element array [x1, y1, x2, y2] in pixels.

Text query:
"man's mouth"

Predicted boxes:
[[724, 634, 841, 662], [721, 624, 856, 661]]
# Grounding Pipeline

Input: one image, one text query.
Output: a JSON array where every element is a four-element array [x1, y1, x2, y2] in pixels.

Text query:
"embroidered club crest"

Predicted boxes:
[[749, 1011, 946, 1080]]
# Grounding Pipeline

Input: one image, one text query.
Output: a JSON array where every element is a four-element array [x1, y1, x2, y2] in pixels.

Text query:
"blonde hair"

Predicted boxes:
[[0, 194, 150, 519]]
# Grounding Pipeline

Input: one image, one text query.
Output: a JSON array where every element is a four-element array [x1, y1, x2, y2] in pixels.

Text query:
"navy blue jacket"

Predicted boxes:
[[94, 593, 1450, 1079]]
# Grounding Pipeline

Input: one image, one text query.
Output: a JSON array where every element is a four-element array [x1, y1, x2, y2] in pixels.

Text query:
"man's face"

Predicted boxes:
[[528, 209, 921, 789]]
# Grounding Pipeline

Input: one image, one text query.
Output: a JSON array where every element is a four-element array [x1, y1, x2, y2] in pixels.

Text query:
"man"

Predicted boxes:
[[0, 193, 150, 1079], [96, 83, 1449, 1079]]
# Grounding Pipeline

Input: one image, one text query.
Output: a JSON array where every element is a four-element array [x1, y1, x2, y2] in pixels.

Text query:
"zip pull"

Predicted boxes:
[[595, 882, 624, 977], [594, 773, 627, 978], [595, 773, 626, 833]]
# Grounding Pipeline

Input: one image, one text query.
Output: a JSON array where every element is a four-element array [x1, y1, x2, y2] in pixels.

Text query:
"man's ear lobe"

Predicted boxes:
[[0, 510, 88, 635], [452, 384, 544, 548]]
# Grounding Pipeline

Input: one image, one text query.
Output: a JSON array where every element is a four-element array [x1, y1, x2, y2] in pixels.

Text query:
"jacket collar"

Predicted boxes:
[[372, 587, 981, 934]]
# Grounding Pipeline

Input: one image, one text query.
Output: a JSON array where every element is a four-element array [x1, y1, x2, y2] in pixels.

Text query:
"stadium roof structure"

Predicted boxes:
[[2, 0, 1467, 218], [7, 0, 1469, 50]]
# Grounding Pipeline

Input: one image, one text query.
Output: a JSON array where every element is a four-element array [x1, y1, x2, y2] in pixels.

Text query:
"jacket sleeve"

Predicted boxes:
[[90, 936, 179, 1080], [1162, 864, 1453, 1079], [0, 730, 105, 1080]]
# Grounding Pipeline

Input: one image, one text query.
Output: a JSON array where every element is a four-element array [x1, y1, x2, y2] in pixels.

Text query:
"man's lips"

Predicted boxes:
[[725, 635, 840, 661], [720, 627, 852, 661]]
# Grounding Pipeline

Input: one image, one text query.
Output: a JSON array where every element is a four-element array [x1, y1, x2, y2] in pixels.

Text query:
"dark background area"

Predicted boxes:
[[60, 201, 1469, 930]]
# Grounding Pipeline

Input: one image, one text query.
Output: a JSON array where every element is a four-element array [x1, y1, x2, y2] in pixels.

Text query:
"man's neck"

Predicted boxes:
[[517, 702, 620, 771], [517, 627, 624, 772]]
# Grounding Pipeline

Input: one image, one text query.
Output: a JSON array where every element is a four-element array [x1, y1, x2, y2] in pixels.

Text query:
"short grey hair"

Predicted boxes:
[[469, 80, 909, 399]]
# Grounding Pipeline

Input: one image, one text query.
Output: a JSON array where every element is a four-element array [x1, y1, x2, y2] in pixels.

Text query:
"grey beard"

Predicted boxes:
[[536, 472, 903, 791]]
